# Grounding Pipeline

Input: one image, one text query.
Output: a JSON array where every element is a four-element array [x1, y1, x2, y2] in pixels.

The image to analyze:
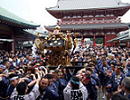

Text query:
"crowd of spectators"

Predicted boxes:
[[0, 47, 130, 100]]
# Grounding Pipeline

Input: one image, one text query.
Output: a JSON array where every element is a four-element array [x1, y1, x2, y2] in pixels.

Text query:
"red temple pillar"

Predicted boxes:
[[93, 34, 96, 47], [104, 34, 106, 47]]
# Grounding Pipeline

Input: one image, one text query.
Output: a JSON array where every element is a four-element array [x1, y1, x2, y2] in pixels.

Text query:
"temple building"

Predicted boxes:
[[0, 6, 39, 51], [45, 0, 130, 46], [108, 28, 130, 47]]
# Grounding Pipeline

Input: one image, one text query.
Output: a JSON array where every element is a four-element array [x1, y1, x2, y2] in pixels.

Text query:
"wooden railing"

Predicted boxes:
[[58, 18, 121, 25]]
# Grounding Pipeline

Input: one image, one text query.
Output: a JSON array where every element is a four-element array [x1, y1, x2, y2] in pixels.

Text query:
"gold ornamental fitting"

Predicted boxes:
[[36, 32, 40, 37], [54, 25, 61, 30]]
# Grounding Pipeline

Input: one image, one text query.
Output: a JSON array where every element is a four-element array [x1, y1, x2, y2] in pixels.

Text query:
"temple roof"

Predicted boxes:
[[45, 23, 129, 31], [47, 0, 130, 11], [0, 7, 40, 29], [107, 29, 130, 42]]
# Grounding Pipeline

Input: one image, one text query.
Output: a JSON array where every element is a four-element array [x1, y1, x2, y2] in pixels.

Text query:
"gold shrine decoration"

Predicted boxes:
[[34, 38, 41, 49], [74, 32, 80, 37], [34, 26, 76, 66]]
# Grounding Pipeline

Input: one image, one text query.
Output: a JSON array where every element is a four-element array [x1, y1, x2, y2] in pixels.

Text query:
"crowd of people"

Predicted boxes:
[[0, 47, 130, 100]]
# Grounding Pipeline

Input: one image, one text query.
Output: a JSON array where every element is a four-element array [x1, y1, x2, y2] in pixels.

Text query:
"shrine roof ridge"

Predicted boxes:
[[47, 0, 130, 11]]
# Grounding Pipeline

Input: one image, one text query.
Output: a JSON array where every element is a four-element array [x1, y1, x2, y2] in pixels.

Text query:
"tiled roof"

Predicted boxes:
[[47, 0, 130, 11], [0, 6, 39, 29], [45, 23, 129, 31]]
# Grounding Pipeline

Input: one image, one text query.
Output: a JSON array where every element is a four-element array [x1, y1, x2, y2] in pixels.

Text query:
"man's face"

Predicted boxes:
[[58, 72, 64, 78], [28, 56, 33, 61], [116, 68, 121, 74], [11, 79, 19, 86], [0, 68, 3, 73], [39, 78, 49, 89], [5, 61, 11, 68], [58, 70, 64, 78], [111, 65, 115, 70]]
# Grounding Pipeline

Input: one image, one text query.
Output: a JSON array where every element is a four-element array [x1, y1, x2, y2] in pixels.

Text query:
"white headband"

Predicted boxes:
[[10, 76, 19, 81]]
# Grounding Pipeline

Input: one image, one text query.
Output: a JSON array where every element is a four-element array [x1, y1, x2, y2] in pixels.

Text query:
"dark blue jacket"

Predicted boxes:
[[57, 78, 68, 100], [111, 72, 125, 92], [84, 78, 97, 100], [45, 81, 59, 100], [95, 63, 111, 86], [0, 77, 14, 100]]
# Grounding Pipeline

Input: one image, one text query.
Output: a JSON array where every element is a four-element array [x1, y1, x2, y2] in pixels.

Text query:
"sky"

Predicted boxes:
[[0, 0, 130, 30]]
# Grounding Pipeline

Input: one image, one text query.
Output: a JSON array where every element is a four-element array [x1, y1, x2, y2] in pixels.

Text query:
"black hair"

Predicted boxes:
[[2, 60, 8, 65], [85, 68, 93, 73], [44, 74, 54, 79], [16, 82, 28, 95], [9, 74, 19, 79]]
